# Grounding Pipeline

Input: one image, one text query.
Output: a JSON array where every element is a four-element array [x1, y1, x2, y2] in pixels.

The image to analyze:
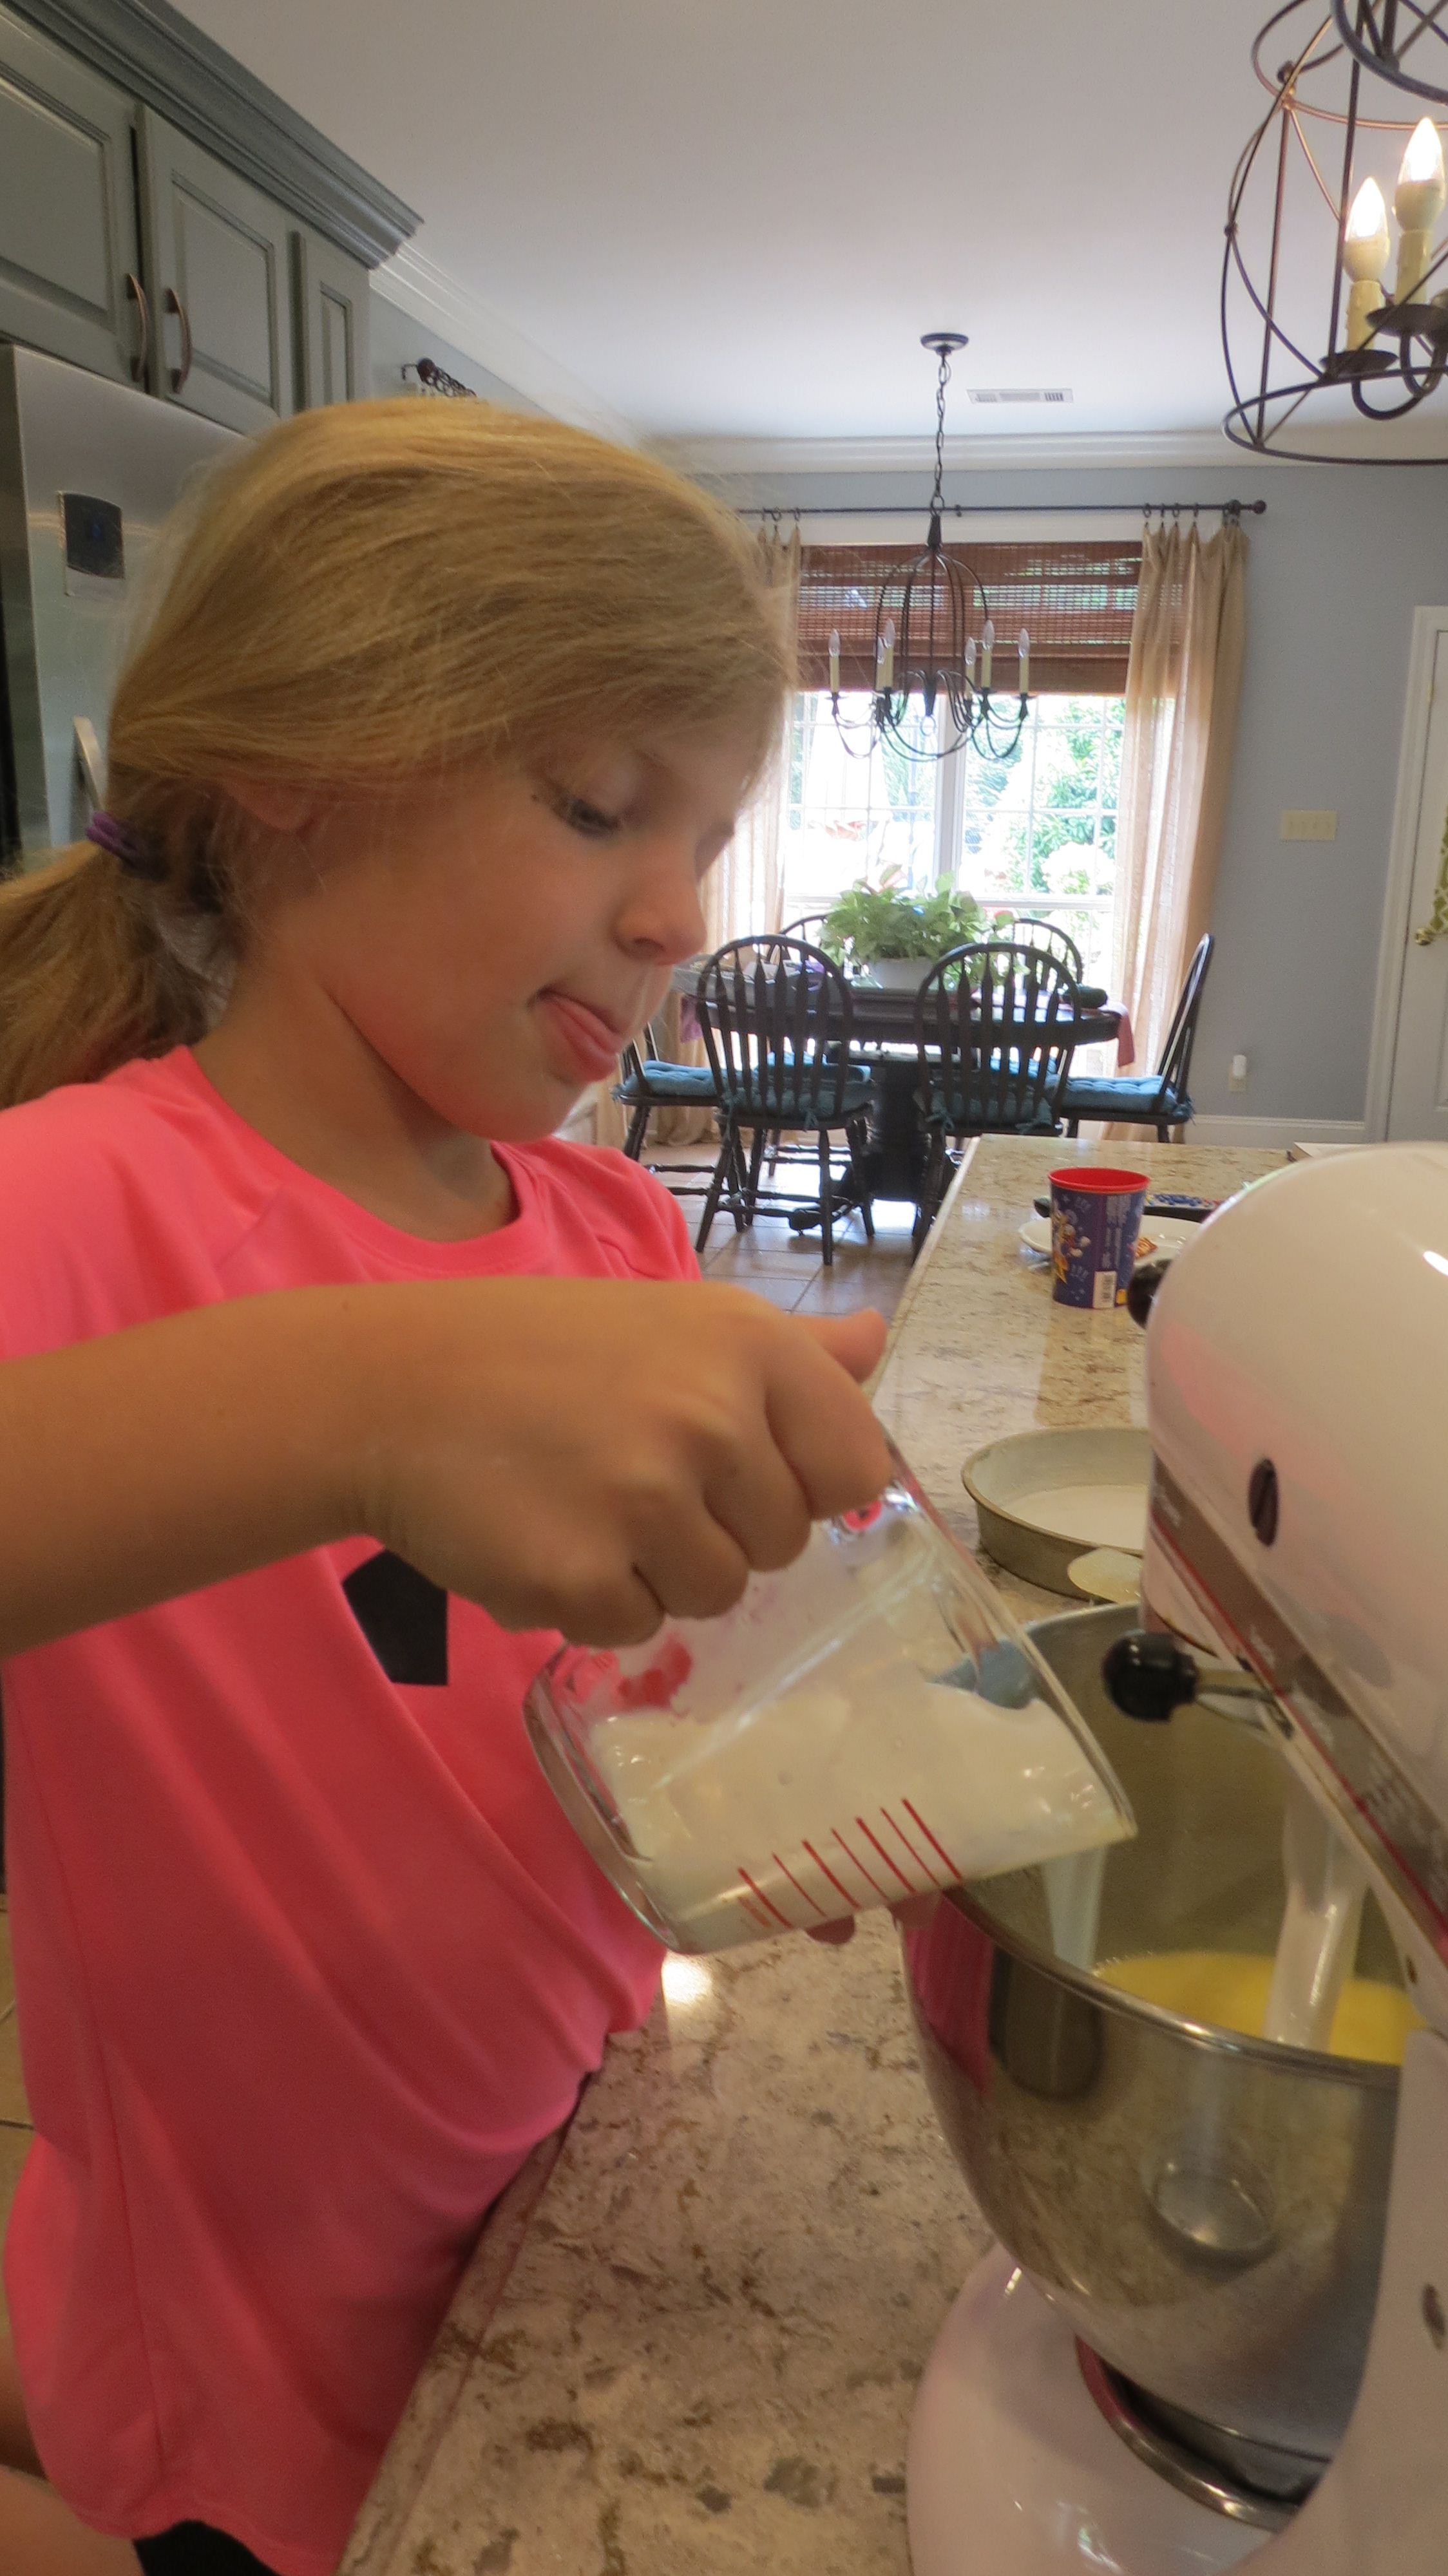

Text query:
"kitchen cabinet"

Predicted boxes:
[[136, 106, 292, 434], [0, 2, 142, 387], [292, 228, 370, 410], [0, 3, 413, 422]]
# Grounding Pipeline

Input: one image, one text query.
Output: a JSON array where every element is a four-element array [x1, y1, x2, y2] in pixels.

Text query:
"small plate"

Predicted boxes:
[[1019, 1214, 1197, 1265], [1136, 1217, 1196, 1262]]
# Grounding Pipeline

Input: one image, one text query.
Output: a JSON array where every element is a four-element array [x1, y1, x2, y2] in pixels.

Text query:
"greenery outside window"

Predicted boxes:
[[781, 689, 1123, 992], [782, 537, 1138, 980], [958, 694, 1123, 987]]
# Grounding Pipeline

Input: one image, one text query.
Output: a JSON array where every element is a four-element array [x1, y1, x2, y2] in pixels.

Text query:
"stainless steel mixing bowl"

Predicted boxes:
[[902, 1602, 1402, 2478]]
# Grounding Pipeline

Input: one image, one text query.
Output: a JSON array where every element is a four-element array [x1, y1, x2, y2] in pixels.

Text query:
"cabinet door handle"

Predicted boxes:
[[164, 287, 193, 395], [73, 717, 105, 813], [124, 272, 149, 384]]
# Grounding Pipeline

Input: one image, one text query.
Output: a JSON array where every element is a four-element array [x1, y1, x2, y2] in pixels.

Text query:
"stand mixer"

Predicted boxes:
[[905, 1144, 1448, 2574]]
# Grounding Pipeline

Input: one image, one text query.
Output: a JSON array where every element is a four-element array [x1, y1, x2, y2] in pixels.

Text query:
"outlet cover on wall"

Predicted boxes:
[[1229, 1054, 1249, 1092], [1280, 810, 1338, 841]]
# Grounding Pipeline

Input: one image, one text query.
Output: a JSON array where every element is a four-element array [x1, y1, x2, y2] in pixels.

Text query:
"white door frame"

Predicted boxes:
[[1364, 605, 1448, 1140]]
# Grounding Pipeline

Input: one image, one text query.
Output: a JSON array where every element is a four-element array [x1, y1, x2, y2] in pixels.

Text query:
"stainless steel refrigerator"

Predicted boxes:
[[0, 343, 238, 870]]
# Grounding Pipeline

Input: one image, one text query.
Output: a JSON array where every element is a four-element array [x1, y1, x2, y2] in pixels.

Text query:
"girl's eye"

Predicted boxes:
[[550, 787, 622, 839]]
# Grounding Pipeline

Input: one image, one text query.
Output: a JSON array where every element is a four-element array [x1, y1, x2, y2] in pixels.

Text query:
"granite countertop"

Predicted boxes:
[[342, 1135, 1286, 2576]]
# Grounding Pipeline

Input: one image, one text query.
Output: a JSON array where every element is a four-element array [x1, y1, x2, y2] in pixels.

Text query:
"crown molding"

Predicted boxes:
[[653, 424, 1448, 477], [8, 0, 419, 266], [647, 428, 1284, 477], [370, 245, 637, 445]]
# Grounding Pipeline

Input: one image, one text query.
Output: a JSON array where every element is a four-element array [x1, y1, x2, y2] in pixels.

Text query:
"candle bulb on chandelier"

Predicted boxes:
[[981, 619, 995, 689], [1018, 628, 1031, 695], [875, 634, 887, 697], [1343, 176, 1391, 347], [1395, 118, 1446, 303], [828, 627, 841, 694], [882, 619, 896, 690]]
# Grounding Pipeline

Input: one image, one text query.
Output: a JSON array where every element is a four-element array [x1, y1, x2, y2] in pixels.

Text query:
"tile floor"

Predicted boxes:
[[656, 1141, 919, 1326], [0, 1160, 912, 2329]]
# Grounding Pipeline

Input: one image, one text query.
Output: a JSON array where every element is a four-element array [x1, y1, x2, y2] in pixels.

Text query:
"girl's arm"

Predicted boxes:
[[0, 1278, 890, 1658]]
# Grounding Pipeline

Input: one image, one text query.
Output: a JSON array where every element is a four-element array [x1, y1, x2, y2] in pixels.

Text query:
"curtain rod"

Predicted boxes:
[[743, 498, 1266, 521]]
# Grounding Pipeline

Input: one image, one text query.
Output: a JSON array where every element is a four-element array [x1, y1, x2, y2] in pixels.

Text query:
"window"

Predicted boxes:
[[782, 692, 940, 911], [781, 539, 1138, 978], [957, 694, 1123, 988]]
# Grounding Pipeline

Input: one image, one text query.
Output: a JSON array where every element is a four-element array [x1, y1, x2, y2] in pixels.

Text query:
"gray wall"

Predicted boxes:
[[368, 290, 542, 412], [705, 457, 1448, 1126]]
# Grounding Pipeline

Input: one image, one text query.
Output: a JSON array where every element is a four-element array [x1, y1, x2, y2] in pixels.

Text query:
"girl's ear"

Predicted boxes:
[[222, 778, 323, 836]]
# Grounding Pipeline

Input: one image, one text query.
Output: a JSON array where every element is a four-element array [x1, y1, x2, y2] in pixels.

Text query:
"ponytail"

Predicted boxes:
[[0, 838, 223, 1107]]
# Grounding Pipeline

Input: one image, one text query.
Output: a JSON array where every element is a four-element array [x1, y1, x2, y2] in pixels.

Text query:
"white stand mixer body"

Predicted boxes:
[[1142, 1147, 1448, 2565], [911, 1148, 1448, 2571]]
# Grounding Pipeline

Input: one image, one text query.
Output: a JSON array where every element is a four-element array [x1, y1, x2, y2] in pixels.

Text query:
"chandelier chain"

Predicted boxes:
[[827, 332, 1031, 767]]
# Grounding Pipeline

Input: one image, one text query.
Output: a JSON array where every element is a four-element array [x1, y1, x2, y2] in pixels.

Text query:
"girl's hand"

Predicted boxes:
[[357, 1277, 892, 1643], [0, 1280, 889, 1660]]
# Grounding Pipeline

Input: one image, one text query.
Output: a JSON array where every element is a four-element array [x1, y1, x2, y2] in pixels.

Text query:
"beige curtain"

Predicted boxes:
[[595, 525, 801, 1151], [1110, 520, 1247, 1077], [701, 524, 799, 956]]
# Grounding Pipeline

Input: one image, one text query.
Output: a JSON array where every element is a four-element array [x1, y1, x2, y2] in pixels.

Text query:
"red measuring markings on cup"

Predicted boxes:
[[734, 1802, 963, 1929]]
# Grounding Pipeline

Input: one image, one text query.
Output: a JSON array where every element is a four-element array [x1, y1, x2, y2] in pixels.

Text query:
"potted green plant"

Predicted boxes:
[[819, 867, 984, 989]]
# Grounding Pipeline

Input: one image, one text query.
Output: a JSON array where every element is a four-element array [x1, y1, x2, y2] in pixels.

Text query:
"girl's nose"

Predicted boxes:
[[616, 834, 709, 964]]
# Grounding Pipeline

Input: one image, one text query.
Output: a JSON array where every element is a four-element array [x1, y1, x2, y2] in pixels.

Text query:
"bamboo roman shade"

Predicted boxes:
[[795, 540, 1143, 695]]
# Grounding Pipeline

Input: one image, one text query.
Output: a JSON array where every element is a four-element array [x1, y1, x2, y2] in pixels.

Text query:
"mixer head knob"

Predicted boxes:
[[1101, 1631, 1203, 1723]]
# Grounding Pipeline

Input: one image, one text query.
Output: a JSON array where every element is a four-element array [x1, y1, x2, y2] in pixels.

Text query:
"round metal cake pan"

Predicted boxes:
[[961, 1426, 1150, 1595]]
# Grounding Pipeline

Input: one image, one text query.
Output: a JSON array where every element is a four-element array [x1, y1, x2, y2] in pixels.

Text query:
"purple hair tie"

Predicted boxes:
[[86, 810, 167, 882]]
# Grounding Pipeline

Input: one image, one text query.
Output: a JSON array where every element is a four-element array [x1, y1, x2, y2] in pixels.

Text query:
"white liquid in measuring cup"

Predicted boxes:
[[591, 1622, 1127, 1950]]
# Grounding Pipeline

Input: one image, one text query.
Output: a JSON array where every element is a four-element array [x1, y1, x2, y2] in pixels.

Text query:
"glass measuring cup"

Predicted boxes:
[[524, 1445, 1134, 1953]]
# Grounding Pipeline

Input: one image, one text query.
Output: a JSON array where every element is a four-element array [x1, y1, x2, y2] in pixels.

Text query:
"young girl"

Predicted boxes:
[[0, 402, 890, 2576]]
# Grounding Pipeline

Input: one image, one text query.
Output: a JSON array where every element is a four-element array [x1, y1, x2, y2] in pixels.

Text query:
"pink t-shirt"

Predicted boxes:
[[0, 1049, 692, 2574]]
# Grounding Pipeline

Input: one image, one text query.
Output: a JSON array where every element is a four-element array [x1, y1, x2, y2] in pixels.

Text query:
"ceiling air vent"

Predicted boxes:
[[967, 388, 1072, 404]]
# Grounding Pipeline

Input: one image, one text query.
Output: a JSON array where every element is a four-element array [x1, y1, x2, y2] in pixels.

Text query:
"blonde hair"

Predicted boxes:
[[0, 401, 792, 1104]]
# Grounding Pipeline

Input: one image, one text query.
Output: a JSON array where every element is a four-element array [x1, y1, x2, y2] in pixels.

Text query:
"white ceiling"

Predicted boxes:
[[171, 0, 1445, 457]]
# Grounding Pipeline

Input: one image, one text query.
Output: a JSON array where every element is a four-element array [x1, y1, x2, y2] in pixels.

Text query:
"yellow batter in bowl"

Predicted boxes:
[[1096, 1951, 1422, 2065]]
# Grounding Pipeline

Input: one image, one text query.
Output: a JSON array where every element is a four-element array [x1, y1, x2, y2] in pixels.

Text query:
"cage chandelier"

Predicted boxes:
[[1224, 2, 1448, 458], [1333, 1, 1448, 106], [828, 333, 1032, 766]]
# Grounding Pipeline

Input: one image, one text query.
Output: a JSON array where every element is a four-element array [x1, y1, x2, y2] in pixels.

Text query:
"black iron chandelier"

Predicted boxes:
[[1224, 3, 1448, 457], [1333, 2, 1448, 102], [828, 333, 1031, 764]]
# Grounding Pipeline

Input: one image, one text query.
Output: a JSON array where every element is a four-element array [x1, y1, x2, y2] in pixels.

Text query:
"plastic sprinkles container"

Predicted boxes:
[[1048, 1166, 1150, 1310]]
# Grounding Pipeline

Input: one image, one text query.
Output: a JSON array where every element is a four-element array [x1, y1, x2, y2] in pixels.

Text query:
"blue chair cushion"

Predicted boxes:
[[614, 1060, 721, 1106], [925, 1089, 1060, 1134], [1060, 1075, 1192, 1122], [722, 1070, 875, 1124]]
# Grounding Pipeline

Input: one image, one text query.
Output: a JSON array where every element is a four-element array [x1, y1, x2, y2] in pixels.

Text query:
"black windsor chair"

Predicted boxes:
[[994, 915, 1111, 1010], [912, 938, 1077, 1244], [766, 916, 840, 1178], [695, 938, 876, 1265], [1061, 933, 1214, 1142], [613, 1019, 724, 1168], [993, 915, 1086, 982]]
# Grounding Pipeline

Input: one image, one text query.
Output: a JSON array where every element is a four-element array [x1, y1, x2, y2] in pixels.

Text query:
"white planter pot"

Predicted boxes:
[[856, 954, 937, 992]]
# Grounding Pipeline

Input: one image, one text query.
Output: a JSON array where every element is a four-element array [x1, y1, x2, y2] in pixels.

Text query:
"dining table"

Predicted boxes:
[[668, 960, 1127, 1213]]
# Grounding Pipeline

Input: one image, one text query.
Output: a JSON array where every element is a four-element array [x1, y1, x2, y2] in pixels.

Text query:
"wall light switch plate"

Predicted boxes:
[[1229, 1054, 1249, 1092], [1280, 810, 1338, 841]]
